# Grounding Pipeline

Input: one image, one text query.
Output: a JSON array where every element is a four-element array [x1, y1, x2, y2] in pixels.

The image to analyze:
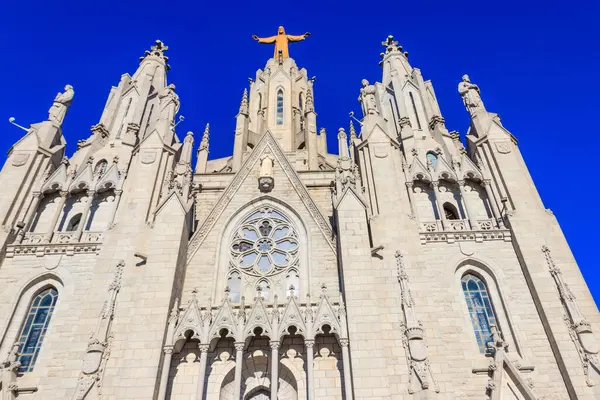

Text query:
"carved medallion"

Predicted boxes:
[[373, 144, 388, 158], [495, 142, 511, 154], [141, 151, 156, 164], [12, 153, 29, 167]]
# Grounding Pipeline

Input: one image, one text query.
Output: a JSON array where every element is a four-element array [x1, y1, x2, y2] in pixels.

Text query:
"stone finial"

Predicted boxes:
[[140, 40, 170, 70], [305, 87, 314, 112], [239, 89, 249, 115], [199, 123, 210, 152], [381, 35, 408, 58]]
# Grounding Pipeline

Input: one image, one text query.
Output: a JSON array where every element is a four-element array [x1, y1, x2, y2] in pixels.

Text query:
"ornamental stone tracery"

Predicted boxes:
[[229, 207, 300, 298]]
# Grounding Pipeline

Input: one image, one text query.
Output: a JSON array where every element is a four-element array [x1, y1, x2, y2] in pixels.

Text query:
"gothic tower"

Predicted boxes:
[[0, 30, 597, 400]]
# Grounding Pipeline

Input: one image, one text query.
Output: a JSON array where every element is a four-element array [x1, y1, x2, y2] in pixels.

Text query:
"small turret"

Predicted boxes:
[[232, 90, 250, 172]]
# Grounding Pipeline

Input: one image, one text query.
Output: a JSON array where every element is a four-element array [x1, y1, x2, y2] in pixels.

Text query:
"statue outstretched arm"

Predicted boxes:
[[286, 32, 310, 42], [252, 35, 277, 44]]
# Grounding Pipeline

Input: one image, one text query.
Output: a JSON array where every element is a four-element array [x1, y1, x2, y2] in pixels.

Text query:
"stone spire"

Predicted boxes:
[[305, 87, 315, 113], [195, 124, 210, 174]]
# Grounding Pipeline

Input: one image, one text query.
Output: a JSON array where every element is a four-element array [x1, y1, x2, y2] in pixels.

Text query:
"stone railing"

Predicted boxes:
[[418, 218, 510, 244], [7, 230, 105, 258]]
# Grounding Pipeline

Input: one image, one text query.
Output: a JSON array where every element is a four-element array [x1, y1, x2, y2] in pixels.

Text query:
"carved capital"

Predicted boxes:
[[59, 190, 69, 198], [163, 346, 174, 355], [269, 341, 280, 350], [428, 115, 445, 131], [399, 117, 412, 128], [198, 344, 210, 353], [458, 179, 466, 187], [304, 340, 315, 349], [234, 342, 245, 352], [481, 179, 491, 188], [339, 338, 349, 347]]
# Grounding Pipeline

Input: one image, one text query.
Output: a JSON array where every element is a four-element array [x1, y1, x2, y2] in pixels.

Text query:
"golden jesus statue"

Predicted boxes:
[[252, 26, 310, 59]]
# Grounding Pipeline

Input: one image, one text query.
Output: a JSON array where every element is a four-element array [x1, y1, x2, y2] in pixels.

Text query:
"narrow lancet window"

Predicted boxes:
[[276, 89, 284, 125], [409, 92, 422, 130], [66, 213, 82, 231], [299, 92, 304, 111], [462, 274, 498, 352], [16, 288, 58, 372]]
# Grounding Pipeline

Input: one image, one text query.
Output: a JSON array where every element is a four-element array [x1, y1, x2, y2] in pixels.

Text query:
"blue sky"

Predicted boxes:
[[2, 1, 599, 303]]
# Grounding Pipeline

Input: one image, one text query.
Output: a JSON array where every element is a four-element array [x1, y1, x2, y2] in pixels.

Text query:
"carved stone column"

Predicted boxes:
[[158, 346, 174, 399], [75, 190, 95, 242], [430, 181, 447, 230], [270, 341, 280, 400], [458, 180, 478, 229], [196, 344, 209, 400], [405, 182, 419, 221], [339, 338, 353, 400], [305, 340, 315, 400], [482, 179, 505, 228], [107, 189, 123, 229], [44, 190, 68, 243], [233, 342, 244, 400]]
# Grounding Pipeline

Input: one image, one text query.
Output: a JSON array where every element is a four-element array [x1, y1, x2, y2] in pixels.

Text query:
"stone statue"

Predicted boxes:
[[252, 26, 310, 59], [359, 79, 379, 116], [458, 75, 485, 115], [48, 85, 74, 125]]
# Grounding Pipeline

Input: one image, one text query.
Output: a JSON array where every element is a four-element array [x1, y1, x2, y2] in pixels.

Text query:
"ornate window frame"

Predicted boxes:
[[0, 273, 67, 377], [455, 260, 523, 357], [214, 198, 309, 303]]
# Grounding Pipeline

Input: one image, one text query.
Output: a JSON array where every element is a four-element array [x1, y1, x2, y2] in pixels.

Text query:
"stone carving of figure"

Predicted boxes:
[[252, 26, 310, 59], [359, 79, 379, 116], [48, 85, 74, 125], [458, 75, 485, 115], [158, 84, 180, 126]]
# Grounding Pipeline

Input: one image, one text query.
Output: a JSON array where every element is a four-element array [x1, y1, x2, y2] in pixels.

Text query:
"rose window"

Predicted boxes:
[[230, 208, 299, 277]]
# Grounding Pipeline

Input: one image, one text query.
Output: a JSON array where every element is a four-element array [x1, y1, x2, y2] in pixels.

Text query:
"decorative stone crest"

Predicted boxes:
[[395, 251, 439, 394], [11, 154, 29, 167], [542, 245, 600, 386]]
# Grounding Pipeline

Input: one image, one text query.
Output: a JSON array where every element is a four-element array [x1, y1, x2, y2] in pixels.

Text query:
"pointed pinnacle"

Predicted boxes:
[[349, 120, 357, 141], [199, 123, 210, 151]]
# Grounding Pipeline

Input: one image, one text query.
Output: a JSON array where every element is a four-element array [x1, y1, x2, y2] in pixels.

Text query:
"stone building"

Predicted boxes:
[[0, 29, 598, 400]]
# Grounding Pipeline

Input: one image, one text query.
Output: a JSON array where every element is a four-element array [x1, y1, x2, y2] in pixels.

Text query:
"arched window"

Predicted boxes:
[[94, 159, 108, 177], [409, 92, 422, 130], [426, 152, 438, 169], [299, 92, 304, 111], [461, 274, 498, 353], [66, 213, 82, 231], [257, 280, 270, 300], [227, 272, 241, 303], [230, 207, 300, 302], [16, 288, 58, 372], [443, 203, 459, 220], [285, 270, 300, 298], [276, 89, 284, 125], [258, 93, 262, 113]]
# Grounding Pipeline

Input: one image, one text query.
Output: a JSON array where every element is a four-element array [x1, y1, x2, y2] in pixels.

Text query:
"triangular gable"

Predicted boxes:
[[358, 122, 400, 147], [278, 295, 308, 340], [174, 296, 203, 342], [186, 130, 336, 264], [434, 154, 457, 182], [8, 129, 40, 154], [408, 157, 432, 182], [334, 186, 368, 210], [313, 291, 341, 338], [207, 298, 238, 342], [42, 162, 68, 193], [95, 163, 121, 192], [154, 190, 189, 219], [69, 163, 93, 192], [243, 295, 273, 338], [459, 152, 483, 181]]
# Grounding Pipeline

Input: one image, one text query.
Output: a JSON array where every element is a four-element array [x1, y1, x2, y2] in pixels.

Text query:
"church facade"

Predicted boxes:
[[0, 30, 598, 400]]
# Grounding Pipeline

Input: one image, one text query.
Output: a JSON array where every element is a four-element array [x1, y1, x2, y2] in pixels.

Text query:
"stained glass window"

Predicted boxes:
[[461, 274, 498, 353], [276, 89, 284, 125], [16, 288, 58, 372]]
